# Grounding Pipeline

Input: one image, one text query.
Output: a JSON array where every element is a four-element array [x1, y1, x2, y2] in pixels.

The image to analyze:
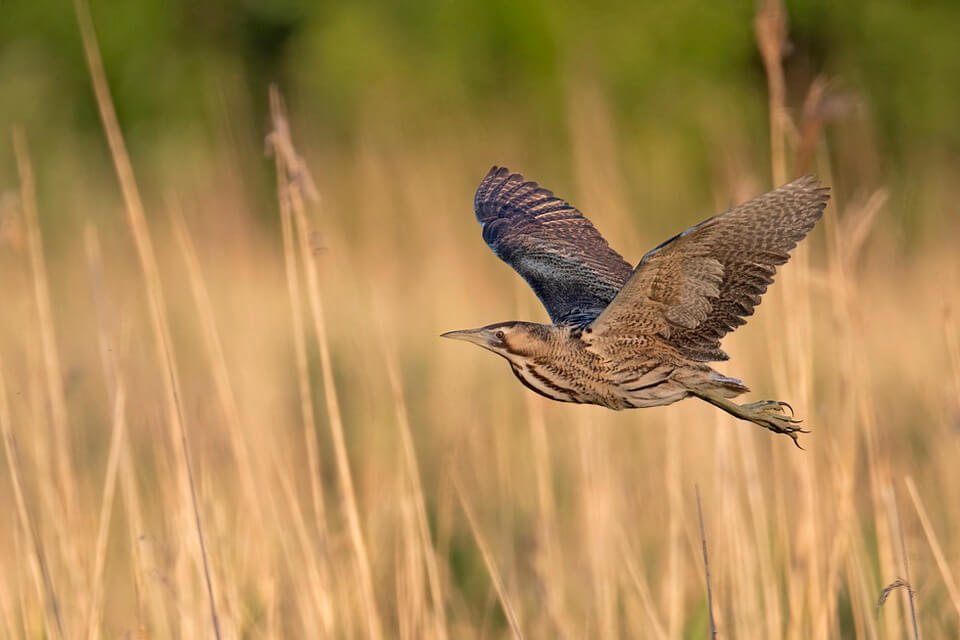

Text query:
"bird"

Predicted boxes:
[[442, 166, 830, 446]]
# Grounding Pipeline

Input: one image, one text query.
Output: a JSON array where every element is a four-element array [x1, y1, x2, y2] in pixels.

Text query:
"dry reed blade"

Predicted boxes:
[[268, 117, 336, 632], [11, 128, 77, 521], [0, 568, 16, 639], [733, 425, 783, 637], [754, 0, 791, 184], [664, 420, 686, 639], [374, 316, 448, 639], [272, 136, 329, 539], [0, 361, 64, 639], [270, 444, 336, 635], [904, 476, 960, 619], [85, 376, 127, 640], [84, 225, 159, 634], [942, 306, 960, 409], [755, 4, 829, 635], [695, 486, 718, 639], [795, 78, 828, 176], [617, 532, 668, 640], [888, 486, 920, 640], [523, 395, 573, 637], [812, 447, 858, 638], [845, 530, 880, 639], [576, 416, 616, 638], [169, 198, 268, 527], [841, 190, 888, 268], [72, 1, 221, 635], [452, 474, 525, 640], [268, 86, 383, 639]]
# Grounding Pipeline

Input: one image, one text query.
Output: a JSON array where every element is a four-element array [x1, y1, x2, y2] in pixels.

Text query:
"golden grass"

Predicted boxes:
[[73, 0, 221, 635], [1, 1, 960, 638]]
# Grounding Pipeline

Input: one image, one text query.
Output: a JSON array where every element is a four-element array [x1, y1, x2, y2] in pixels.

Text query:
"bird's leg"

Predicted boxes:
[[691, 391, 809, 448]]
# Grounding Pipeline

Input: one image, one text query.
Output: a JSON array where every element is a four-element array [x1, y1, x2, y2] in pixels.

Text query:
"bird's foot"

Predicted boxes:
[[740, 400, 809, 448]]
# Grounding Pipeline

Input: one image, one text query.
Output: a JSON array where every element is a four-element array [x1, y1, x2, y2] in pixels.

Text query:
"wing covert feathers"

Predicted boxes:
[[588, 176, 830, 361]]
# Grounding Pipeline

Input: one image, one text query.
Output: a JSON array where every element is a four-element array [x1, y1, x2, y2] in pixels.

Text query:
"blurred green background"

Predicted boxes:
[[3, 0, 959, 234]]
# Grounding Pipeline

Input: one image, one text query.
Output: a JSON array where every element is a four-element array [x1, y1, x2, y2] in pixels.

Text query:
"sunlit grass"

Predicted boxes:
[[1, 2, 960, 638]]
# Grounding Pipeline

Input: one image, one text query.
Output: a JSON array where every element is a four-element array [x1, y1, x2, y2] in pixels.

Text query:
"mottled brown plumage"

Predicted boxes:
[[444, 166, 830, 445]]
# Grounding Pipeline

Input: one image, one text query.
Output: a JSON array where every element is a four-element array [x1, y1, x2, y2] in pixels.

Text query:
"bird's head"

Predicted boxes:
[[441, 321, 551, 359]]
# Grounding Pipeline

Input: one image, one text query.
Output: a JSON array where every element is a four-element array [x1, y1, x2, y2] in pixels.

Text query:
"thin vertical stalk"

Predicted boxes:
[[375, 319, 447, 639], [524, 395, 572, 637], [755, 0, 789, 185], [453, 475, 525, 640], [0, 361, 64, 639], [696, 486, 718, 640], [72, 1, 221, 635], [664, 416, 685, 639], [888, 486, 920, 640], [274, 150, 329, 538], [755, 5, 826, 638], [905, 477, 960, 619], [84, 226, 161, 634], [11, 128, 76, 519], [169, 200, 269, 529], [270, 445, 336, 635], [85, 378, 127, 640], [269, 88, 383, 639]]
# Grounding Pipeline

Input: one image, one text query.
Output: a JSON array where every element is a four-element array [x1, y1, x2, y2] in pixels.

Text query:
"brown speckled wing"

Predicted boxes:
[[475, 166, 633, 326], [588, 176, 830, 361]]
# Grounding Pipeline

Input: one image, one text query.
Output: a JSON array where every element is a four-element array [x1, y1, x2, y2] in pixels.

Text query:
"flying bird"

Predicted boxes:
[[442, 166, 830, 446]]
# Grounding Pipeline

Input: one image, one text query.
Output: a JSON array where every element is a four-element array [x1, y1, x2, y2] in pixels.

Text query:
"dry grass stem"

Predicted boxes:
[[891, 488, 921, 640], [169, 199, 267, 526], [72, 0, 221, 635], [83, 225, 157, 634], [0, 361, 64, 639], [453, 474, 525, 640], [85, 377, 127, 640], [905, 476, 960, 620], [375, 316, 448, 639], [270, 126, 329, 539], [269, 87, 383, 639], [695, 485, 718, 640], [12, 128, 77, 518], [755, 0, 790, 184]]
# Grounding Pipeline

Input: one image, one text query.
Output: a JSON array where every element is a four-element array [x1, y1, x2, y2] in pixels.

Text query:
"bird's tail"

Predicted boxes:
[[708, 372, 750, 398]]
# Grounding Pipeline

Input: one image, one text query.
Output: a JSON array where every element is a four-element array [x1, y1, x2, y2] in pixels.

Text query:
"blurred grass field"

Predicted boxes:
[[2, 0, 960, 638]]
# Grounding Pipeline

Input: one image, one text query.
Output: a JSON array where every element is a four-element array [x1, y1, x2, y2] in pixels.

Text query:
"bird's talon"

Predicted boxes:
[[787, 431, 805, 450], [740, 400, 811, 446]]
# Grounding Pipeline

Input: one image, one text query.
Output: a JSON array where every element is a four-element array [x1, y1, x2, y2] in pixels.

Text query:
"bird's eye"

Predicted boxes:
[[495, 330, 505, 341]]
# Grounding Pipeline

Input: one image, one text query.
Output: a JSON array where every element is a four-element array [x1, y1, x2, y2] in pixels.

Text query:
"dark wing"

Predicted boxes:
[[588, 176, 830, 361], [475, 166, 633, 325]]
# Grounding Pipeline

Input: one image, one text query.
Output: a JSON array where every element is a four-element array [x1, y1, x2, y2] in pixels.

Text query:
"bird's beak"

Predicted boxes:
[[440, 328, 489, 347]]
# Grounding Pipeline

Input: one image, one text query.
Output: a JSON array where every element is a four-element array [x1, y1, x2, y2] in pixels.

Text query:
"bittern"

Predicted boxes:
[[443, 167, 830, 446]]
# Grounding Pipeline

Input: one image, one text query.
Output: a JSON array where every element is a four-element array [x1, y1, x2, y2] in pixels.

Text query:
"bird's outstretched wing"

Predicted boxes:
[[588, 176, 830, 361], [475, 166, 633, 326]]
